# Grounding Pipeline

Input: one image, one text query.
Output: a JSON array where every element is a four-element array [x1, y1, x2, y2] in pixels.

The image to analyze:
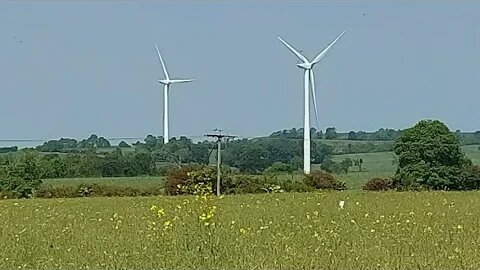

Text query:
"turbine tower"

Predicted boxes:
[[278, 31, 345, 174], [155, 44, 194, 144]]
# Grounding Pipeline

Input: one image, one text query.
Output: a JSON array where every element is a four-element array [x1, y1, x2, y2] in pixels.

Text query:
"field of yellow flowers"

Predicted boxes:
[[1, 191, 480, 269]]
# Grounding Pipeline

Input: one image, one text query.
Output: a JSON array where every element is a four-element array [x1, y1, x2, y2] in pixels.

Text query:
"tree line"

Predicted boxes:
[[269, 127, 480, 145]]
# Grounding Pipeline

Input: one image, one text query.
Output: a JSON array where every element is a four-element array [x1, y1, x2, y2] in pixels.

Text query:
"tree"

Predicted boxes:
[[347, 131, 357, 140], [394, 120, 469, 190], [97, 137, 111, 148], [144, 135, 160, 151], [354, 158, 364, 172], [0, 150, 43, 198], [311, 141, 333, 164], [325, 127, 337, 140], [119, 141, 131, 148], [340, 158, 353, 174], [0, 146, 18, 154], [77, 134, 108, 149], [264, 162, 297, 179]]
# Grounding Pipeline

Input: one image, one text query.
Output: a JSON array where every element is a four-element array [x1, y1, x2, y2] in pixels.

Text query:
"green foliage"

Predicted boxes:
[[164, 165, 203, 195], [269, 127, 323, 139], [353, 158, 364, 171], [347, 131, 357, 140], [303, 170, 346, 190], [455, 165, 480, 190], [35, 183, 163, 198], [223, 138, 331, 173], [222, 174, 312, 194], [139, 136, 211, 165], [0, 150, 43, 198], [164, 166, 312, 196], [36, 135, 113, 152], [362, 178, 393, 191], [325, 127, 337, 140], [394, 120, 470, 190], [320, 158, 352, 174], [264, 162, 297, 175], [0, 146, 18, 154], [36, 138, 78, 152], [118, 141, 131, 148]]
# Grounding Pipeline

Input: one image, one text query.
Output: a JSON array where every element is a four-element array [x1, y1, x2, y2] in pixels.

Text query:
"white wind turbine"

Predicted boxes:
[[278, 31, 345, 174], [155, 44, 194, 144]]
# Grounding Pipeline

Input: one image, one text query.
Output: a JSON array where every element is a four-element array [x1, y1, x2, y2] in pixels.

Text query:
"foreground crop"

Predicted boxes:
[[1, 191, 480, 269]]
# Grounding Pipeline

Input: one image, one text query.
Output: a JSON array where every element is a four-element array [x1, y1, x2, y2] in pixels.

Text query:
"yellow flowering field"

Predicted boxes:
[[1, 191, 480, 269]]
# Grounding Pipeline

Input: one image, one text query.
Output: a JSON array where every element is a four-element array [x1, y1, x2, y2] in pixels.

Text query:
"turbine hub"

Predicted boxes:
[[158, 79, 171, 85], [296, 62, 312, 70]]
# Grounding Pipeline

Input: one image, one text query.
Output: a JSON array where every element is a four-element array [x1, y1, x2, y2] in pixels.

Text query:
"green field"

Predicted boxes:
[[330, 151, 397, 189], [327, 145, 480, 189], [39, 144, 480, 191], [1, 191, 480, 269]]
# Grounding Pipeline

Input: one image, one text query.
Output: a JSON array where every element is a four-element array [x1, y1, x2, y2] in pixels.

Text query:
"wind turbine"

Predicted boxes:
[[278, 31, 345, 174], [155, 44, 194, 144]]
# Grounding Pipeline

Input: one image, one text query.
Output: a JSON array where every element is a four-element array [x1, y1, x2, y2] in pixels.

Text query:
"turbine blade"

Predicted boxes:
[[311, 31, 345, 65], [309, 69, 320, 131], [277, 36, 308, 63], [170, 79, 195, 83], [155, 44, 170, 80]]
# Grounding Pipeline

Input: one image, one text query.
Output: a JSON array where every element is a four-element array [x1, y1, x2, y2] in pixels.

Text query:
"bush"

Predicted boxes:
[[164, 165, 215, 195], [279, 178, 314, 193], [303, 171, 346, 190], [456, 165, 480, 190], [34, 183, 163, 198], [362, 178, 393, 191], [222, 175, 279, 194], [0, 177, 42, 198]]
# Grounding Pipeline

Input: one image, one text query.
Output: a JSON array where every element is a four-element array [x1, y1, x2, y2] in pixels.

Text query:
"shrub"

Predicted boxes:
[[221, 174, 313, 194], [222, 175, 269, 194], [164, 165, 196, 195], [456, 165, 480, 190], [303, 170, 346, 190], [362, 177, 393, 191], [34, 183, 163, 198], [164, 165, 215, 195], [0, 177, 42, 199], [278, 178, 314, 193]]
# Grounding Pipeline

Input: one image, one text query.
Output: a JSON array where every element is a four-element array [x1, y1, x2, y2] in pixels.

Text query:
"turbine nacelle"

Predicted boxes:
[[158, 79, 171, 85], [296, 62, 313, 70]]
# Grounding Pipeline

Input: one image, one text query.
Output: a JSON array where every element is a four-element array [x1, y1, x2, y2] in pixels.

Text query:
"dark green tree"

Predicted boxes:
[[325, 127, 337, 140], [119, 141, 131, 148], [348, 131, 357, 140], [394, 120, 470, 190]]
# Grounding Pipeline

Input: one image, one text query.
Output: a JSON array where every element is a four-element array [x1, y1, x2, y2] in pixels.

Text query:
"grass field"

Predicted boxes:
[[462, 145, 480, 164], [328, 145, 480, 189], [39, 145, 480, 191], [330, 151, 397, 189], [1, 191, 480, 269]]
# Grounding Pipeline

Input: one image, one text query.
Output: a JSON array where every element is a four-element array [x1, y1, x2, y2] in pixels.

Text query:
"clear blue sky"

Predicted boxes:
[[1, 1, 479, 141]]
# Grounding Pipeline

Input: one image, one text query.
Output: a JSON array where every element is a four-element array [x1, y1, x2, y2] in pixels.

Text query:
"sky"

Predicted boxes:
[[1, 1, 479, 142]]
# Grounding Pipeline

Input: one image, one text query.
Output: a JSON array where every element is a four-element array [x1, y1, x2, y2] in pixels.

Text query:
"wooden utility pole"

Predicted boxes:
[[205, 129, 236, 196]]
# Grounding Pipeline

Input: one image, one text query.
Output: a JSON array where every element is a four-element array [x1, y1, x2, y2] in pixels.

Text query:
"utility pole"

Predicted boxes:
[[205, 129, 236, 196]]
